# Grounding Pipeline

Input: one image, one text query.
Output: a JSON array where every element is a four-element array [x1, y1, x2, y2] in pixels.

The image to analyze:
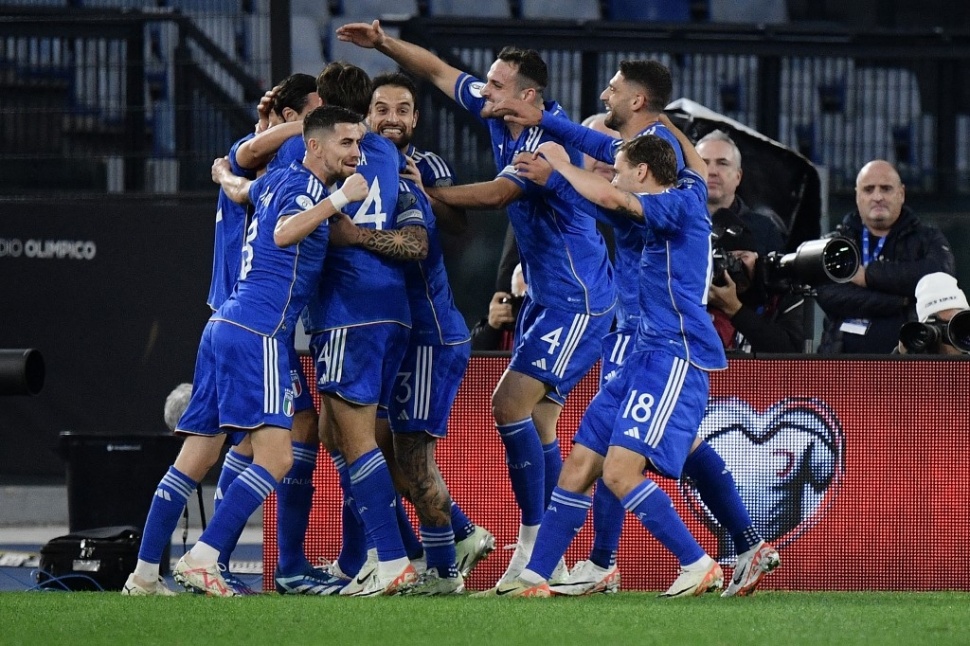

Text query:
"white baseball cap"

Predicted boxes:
[[915, 272, 970, 322]]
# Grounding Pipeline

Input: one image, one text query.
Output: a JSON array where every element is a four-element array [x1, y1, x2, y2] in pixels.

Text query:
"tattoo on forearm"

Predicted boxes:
[[360, 225, 428, 260]]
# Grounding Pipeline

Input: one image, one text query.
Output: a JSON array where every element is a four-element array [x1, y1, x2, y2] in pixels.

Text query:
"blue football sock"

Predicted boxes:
[[349, 448, 406, 562], [497, 417, 545, 526], [199, 464, 277, 557], [449, 501, 475, 542], [682, 441, 761, 553], [214, 449, 253, 568], [622, 478, 704, 566], [420, 524, 458, 577], [542, 440, 562, 508], [276, 441, 317, 575], [396, 496, 424, 560], [331, 452, 367, 575], [590, 479, 624, 569], [138, 466, 196, 564], [527, 487, 591, 580]]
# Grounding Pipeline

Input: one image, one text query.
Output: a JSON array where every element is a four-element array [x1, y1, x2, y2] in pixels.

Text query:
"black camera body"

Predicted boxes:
[[899, 310, 970, 353], [711, 246, 746, 287]]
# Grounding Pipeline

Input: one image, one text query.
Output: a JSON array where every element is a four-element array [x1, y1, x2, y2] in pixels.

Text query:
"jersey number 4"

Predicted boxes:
[[350, 177, 388, 229]]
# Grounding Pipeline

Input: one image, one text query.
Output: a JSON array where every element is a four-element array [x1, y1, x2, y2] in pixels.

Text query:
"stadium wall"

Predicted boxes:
[[263, 354, 970, 592]]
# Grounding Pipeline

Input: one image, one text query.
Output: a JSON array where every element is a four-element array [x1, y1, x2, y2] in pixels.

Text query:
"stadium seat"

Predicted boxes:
[[521, 0, 600, 20], [709, 0, 787, 24], [291, 13, 327, 76], [603, 0, 689, 21], [427, 0, 512, 17]]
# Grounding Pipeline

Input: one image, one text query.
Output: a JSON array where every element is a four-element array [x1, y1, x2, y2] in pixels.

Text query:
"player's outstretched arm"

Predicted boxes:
[[335, 20, 462, 100], [537, 143, 643, 220], [428, 178, 522, 210], [330, 215, 429, 261], [658, 113, 705, 179], [212, 157, 252, 205], [402, 158, 467, 235], [236, 121, 302, 171], [274, 173, 369, 247]]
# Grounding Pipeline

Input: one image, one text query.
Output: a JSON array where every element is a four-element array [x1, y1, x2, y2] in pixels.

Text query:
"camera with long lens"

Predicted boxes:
[[763, 238, 860, 293], [899, 310, 970, 354], [710, 221, 749, 288]]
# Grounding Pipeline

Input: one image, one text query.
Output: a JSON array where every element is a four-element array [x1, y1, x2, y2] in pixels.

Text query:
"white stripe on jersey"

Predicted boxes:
[[643, 357, 688, 448], [552, 313, 590, 377], [305, 174, 323, 201], [524, 126, 542, 152], [263, 336, 280, 414], [417, 151, 449, 179], [413, 346, 433, 420]]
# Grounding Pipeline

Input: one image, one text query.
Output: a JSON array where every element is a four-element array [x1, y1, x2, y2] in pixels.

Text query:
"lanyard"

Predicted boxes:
[[861, 229, 886, 267]]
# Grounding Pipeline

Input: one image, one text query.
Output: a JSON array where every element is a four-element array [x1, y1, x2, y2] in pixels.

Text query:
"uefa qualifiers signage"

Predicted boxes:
[[262, 354, 970, 593], [0, 238, 97, 260]]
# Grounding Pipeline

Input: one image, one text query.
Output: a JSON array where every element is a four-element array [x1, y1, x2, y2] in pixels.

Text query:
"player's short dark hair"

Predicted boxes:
[[497, 46, 547, 94], [316, 62, 372, 115], [272, 73, 318, 118], [371, 72, 419, 103], [302, 105, 362, 140], [620, 134, 678, 186], [618, 60, 672, 113]]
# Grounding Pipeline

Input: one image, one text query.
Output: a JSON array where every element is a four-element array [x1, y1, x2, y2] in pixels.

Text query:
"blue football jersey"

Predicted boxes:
[[398, 178, 469, 345], [406, 144, 457, 188], [304, 132, 423, 332], [632, 168, 726, 371], [213, 161, 331, 338], [207, 133, 257, 311], [454, 72, 615, 315], [538, 113, 686, 170], [266, 134, 307, 173]]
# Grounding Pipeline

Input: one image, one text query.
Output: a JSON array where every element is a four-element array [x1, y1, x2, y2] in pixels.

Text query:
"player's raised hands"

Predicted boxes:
[[335, 20, 385, 49]]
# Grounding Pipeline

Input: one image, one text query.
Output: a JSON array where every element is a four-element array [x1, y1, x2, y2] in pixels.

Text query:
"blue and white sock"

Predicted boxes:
[[542, 440, 562, 508], [197, 464, 278, 558], [276, 441, 317, 575], [420, 525, 458, 578], [682, 441, 761, 553], [590, 479, 623, 569], [525, 487, 591, 581], [349, 448, 406, 562], [214, 449, 252, 569], [497, 418, 545, 526], [138, 467, 195, 565], [621, 478, 704, 566], [331, 452, 367, 575], [450, 501, 475, 542]]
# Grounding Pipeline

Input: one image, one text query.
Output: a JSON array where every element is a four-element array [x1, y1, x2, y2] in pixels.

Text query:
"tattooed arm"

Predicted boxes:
[[328, 214, 429, 260]]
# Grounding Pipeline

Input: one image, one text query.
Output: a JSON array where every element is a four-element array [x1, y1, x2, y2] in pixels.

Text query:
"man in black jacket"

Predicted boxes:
[[816, 160, 956, 354], [708, 211, 806, 353]]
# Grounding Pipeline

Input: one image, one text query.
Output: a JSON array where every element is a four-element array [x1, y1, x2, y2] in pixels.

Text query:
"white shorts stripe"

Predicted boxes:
[[552, 313, 589, 377], [414, 345, 433, 421], [262, 336, 280, 415], [644, 357, 688, 448]]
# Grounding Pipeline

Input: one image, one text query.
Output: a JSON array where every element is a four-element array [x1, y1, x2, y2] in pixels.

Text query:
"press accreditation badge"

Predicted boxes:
[[840, 318, 870, 335]]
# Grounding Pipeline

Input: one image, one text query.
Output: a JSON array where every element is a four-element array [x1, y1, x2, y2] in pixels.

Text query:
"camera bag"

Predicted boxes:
[[36, 525, 141, 591]]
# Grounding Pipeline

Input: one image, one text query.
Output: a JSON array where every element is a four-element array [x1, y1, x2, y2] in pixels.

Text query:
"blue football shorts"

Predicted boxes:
[[389, 340, 471, 437], [508, 296, 612, 406], [572, 350, 709, 479], [310, 322, 409, 408]]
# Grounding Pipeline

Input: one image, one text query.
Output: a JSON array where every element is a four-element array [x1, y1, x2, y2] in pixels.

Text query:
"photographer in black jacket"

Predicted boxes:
[[897, 272, 970, 355], [708, 211, 806, 353]]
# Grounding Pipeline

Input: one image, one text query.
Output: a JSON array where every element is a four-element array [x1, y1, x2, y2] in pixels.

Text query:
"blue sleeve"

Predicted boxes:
[[228, 133, 257, 178], [454, 73, 489, 129], [539, 111, 620, 164], [392, 178, 428, 230], [248, 172, 269, 206]]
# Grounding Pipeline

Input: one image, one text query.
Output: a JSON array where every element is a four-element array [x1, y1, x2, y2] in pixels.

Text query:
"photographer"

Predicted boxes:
[[708, 212, 806, 353], [897, 272, 970, 355], [470, 263, 526, 351]]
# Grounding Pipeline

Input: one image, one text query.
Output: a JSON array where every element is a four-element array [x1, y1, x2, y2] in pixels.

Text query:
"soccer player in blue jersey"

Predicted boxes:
[[208, 73, 342, 596], [500, 118, 760, 598], [123, 105, 368, 597], [366, 72, 497, 582], [500, 65, 781, 597], [337, 21, 616, 588]]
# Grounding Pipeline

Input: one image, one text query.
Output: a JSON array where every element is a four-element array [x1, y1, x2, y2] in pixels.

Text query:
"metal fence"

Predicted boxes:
[[2, 8, 970, 198]]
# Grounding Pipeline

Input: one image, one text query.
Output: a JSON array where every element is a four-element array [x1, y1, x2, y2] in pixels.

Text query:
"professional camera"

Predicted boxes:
[[711, 246, 746, 288], [898, 310, 970, 354], [710, 220, 749, 288], [500, 294, 524, 330], [763, 238, 860, 293]]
